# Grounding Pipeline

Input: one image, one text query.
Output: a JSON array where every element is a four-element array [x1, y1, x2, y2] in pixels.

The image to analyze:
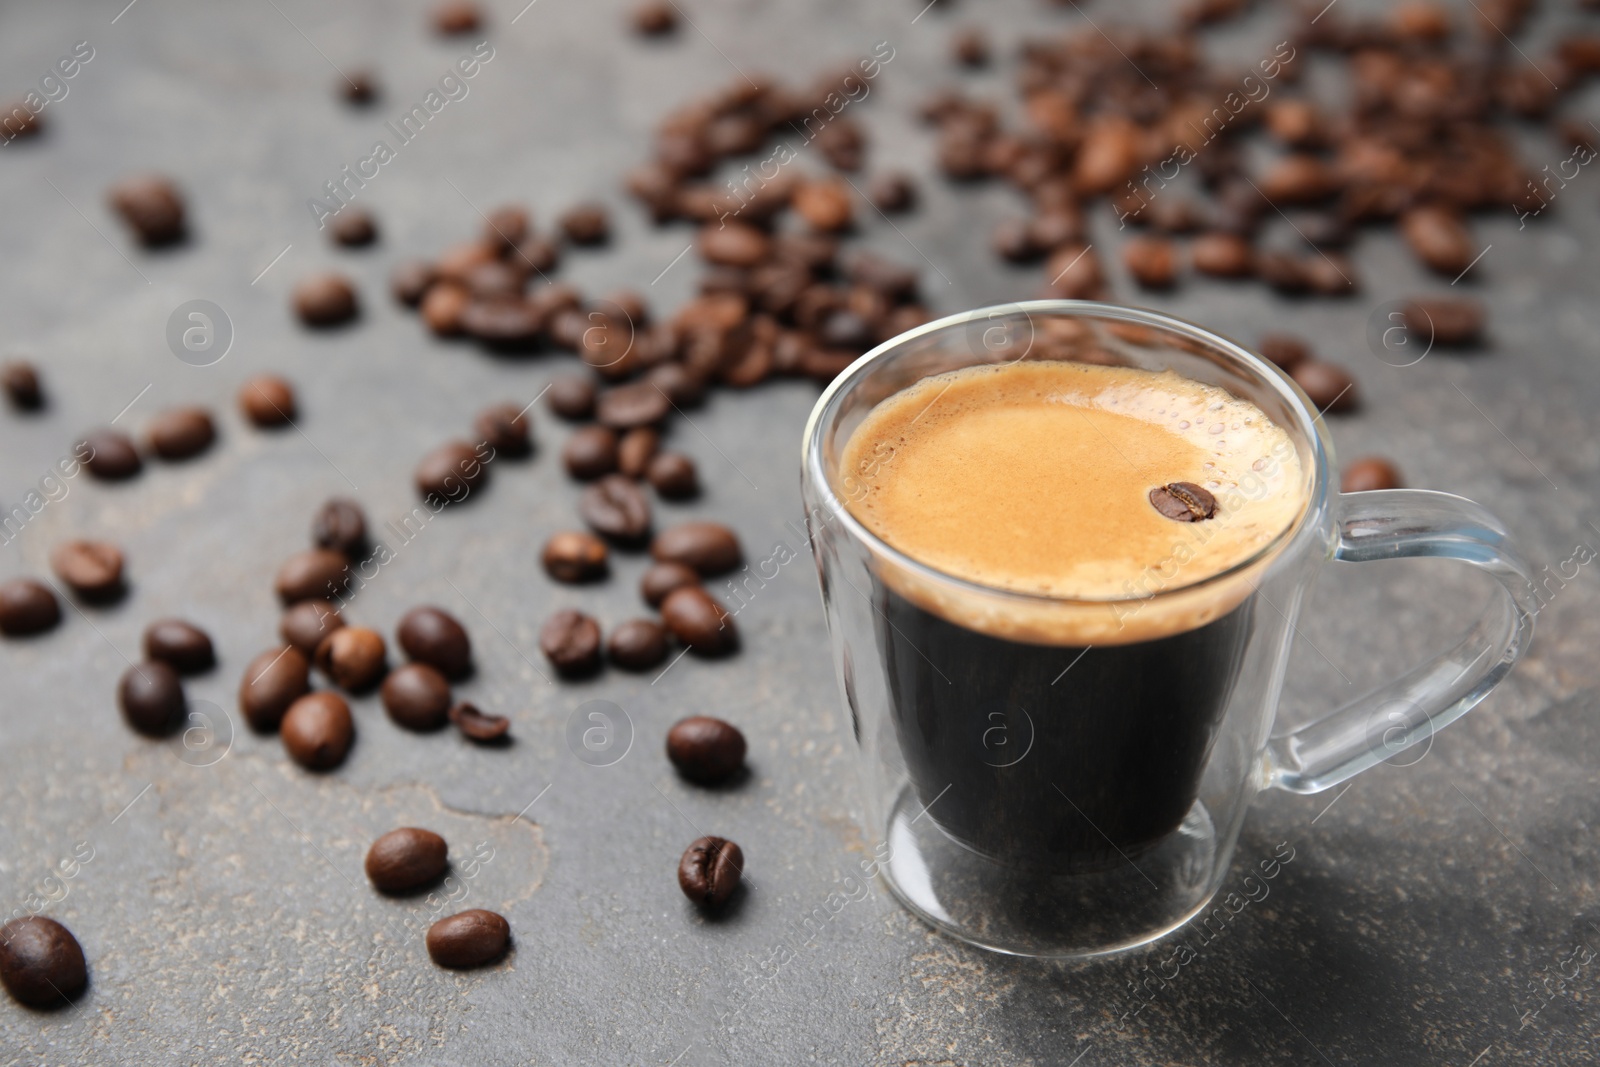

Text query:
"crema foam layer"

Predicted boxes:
[[838, 361, 1307, 645]]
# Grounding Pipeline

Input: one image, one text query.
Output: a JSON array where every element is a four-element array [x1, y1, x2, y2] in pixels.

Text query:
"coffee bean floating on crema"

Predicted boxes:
[[50, 540, 124, 601], [0, 579, 60, 636], [311, 498, 367, 557], [280, 599, 343, 656], [365, 828, 448, 894], [145, 406, 216, 461], [607, 618, 669, 671], [1149, 482, 1217, 523], [449, 702, 511, 743], [381, 663, 453, 731], [397, 606, 472, 679], [108, 174, 186, 246], [239, 646, 311, 732], [142, 618, 215, 673], [1, 360, 43, 410], [292, 273, 359, 327], [678, 836, 744, 909], [78, 429, 142, 481], [651, 521, 742, 576], [314, 626, 388, 691], [281, 691, 354, 770], [275, 548, 350, 604], [0, 916, 88, 1008], [239, 375, 297, 427], [542, 531, 609, 584], [660, 587, 737, 655], [415, 441, 489, 502], [539, 609, 603, 677], [666, 716, 747, 784], [118, 660, 185, 736], [426, 909, 510, 969]]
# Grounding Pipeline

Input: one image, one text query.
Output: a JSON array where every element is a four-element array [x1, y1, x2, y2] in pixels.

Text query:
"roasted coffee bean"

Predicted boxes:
[[1255, 252, 1310, 294], [1291, 361, 1359, 413], [699, 223, 772, 269], [0, 917, 87, 1008], [661, 586, 737, 655], [868, 172, 916, 213], [50, 540, 124, 600], [293, 273, 359, 327], [539, 609, 603, 676], [328, 207, 378, 247], [651, 521, 742, 575], [666, 716, 747, 784], [0, 100, 43, 139], [435, 240, 497, 284], [1043, 243, 1104, 299], [426, 909, 510, 969], [547, 374, 598, 421], [239, 375, 297, 427], [1260, 155, 1341, 205], [596, 382, 672, 430], [281, 691, 355, 770], [677, 836, 743, 908], [420, 283, 471, 335], [462, 260, 523, 300], [1, 361, 43, 410], [1403, 297, 1484, 346], [415, 441, 489, 502], [1257, 334, 1310, 370], [366, 828, 449, 893], [314, 626, 388, 692], [514, 235, 562, 273], [142, 618, 214, 674], [381, 663, 453, 731], [460, 299, 543, 346], [632, 0, 676, 34], [646, 363, 706, 408], [617, 428, 659, 478], [1304, 254, 1356, 296], [79, 429, 142, 481], [431, 0, 482, 34], [280, 599, 343, 656], [542, 531, 610, 583], [992, 219, 1043, 263], [793, 179, 853, 232], [952, 26, 990, 67], [312, 498, 368, 557], [449, 702, 510, 742], [118, 660, 185, 736], [1341, 457, 1404, 493], [397, 606, 472, 679], [275, 548, 349, 604], [641, 561, 700, 607], [483, 204, 530, 249], [475, 402, 532, 457], [560, 203, 610, 245], [1400, 206, 1475, 277], [579, 475, 653, 544], [342, 69, 378, 105], [608, 618, 669, 671], [145, 406, 215, 460], [647, 452, 699, 499], [0, 579, 60, 637], [239, 646, 311, 732], [1149, 482, 1217, 522], [1123, 236, 1180, 288], [562, 425, 620, 480], [108, 174, 185, 245], [391, 260, 436, 306]]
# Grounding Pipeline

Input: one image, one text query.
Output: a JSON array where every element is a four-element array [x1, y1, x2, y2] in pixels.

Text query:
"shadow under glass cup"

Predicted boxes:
[[800, 301, 1535, 958]]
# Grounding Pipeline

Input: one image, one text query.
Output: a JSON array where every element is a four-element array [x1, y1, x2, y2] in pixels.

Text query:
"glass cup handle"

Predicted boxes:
[[1265, 490, 1537, 794]]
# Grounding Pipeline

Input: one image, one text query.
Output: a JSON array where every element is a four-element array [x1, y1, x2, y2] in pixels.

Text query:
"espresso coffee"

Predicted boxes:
[[840, 361, 1305, 869]]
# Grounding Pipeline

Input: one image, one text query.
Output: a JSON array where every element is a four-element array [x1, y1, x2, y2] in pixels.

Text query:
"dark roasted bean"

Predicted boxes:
[[645, 363, 705, 408], [79, 429, 142, 481], [475, 402, 532, 457], [314, 626, 388, 692], [1403, 297, 1484, 346], [280, 599, 343, 656], [312, 498, 368, 556], [366, 828, 449, 893], [275, 548, 349, 604], [328, 208, 378, 247], [108, 174, 185, 246], [449, 701, 510, 742], [660, 586, 738, 655], [1400, 206, 1475, 277], [142, 619, 214, 674], [560, 203, 610, 245], [397, 606, 473, 679], [1148, 482, 1218, 522], [50, 540, 124, 600], [0, 579, 60, 637], [1123, 236, 1180, 288], [281, 692, 354, 770], [562, 425, 620, 480], [547, 374, 598, 421], [678, 836, 744, 908], [868, 172, 916, 213], [641, 561, 700, 607], [651, 521, 742, 575], [342, 70, 378, 105], [632, 0, 677, 34], [794, 179, 853, 232], [239, 375, 296, 427], [618, 428, 660, 479], [391, 260, 436, 306], [420, 283, 471, 335], [1291, 361, 1359, 413], [646, 452, 699, 499], [239, 646, 311, 732], [1257, 334, 1310, 370], [579, 475, 653, 544], [426, 909, 510, 968], [1341, 457, 1404, 493], [951, 27, 990, 67], [415, 441, 489, 502], [666, 716, 747, 784], [145, 407, 215, 460], [483, 204, 530, 249], [1, 361, 43, 410], [596, 382, 672, 430], [539, 609, 603, 676], [381, 663, 453, 731], [542, 531, 610, 584], [292, 273, 359, 327], [0, 917, 87, 1008], [608, 618, 669, 671], [431, 0, 482, 34], [118, 660, 185, 736]]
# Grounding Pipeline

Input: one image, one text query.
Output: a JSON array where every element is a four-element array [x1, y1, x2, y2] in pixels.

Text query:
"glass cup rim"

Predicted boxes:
[[801, 299, 1335, 609]]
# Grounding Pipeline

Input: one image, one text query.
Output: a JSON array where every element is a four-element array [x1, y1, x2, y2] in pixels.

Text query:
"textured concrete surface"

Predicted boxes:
[[0, 0, 1597, 1063]]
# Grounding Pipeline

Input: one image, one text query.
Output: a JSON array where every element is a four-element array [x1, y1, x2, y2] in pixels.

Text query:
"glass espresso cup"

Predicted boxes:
[[799, 301, 1535, 959]]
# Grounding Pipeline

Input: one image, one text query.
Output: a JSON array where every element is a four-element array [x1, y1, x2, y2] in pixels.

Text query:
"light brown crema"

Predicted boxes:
[[838, 361, 1307, 646]]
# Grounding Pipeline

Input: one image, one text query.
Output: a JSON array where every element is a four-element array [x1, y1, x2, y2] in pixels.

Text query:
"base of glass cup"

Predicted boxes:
[[880, 782, 1225, 959]]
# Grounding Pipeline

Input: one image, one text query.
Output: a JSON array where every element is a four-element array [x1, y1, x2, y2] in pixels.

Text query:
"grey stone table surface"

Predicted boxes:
[[1, 0, 1597, 1063]]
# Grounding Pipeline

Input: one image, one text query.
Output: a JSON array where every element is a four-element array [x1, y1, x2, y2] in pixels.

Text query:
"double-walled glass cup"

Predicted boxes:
[[800, 301, 1535, 959]]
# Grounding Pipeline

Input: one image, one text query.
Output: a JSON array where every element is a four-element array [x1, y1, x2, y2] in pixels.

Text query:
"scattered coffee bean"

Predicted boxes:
[[144, 406, 215, 460], [397, 606, 473, 679], [475, 402, 532, 457], [651, 521, 742, 575], [281, 599, 343, 656], [312, 498, 368, 557], [142, 618, 214, 673], [951, 27, 990, 67], [1403, 297, 1484, 346], [678, 836, 744, 908], [366, 828, 449, 894], [292, 273, 359, 327], [420, 283, 471, 335], [239, 646, 311, 732], [0, 917, 87, 1008], [645, 363, 704, 408], [563, 425, 620, 480], [391, 260, 436, 306], [426, 909, 510, 969], [579, 475, 653, 544], [281, 691, 355, 770], [539, 609, 603, 676], [1191, 233, 1255, 278], [415, 441, 489, 503], [328, 207, 377, 247], [560, 203, 610, 245], [1257, 334, 1310, 370], [547, 374, 598, 420], [661, 586, 737, 655], [666, 716, 747, 784], [108, 174, 185, 245], [641, 561, 700, 607], [596, 381, 672, 430], [608, 618, 669, 671], [381, 663, 453, 731], [646, 452, 699, 499], [0, 579, 60, 637], [632, 0, 676, 34], [79, 429, 142, 481], [868, 172, 917, 213], [239, 375, 297, 427], [794, 179, 853, 232], [1123, 236, 1180, 288], [700, 222, 772, 269], [50, 540, 124, 600], [1342, 457, 1404, 493], [542, 531, 610, 584], [118, 660, 185, 736], [449, 701, 510, 742], [617, 428, 659, 478], [342, 69, 379, 105], [314, 626, 388, 692], [275, 548, 349, 604], [1149, 482, 1218, 522], [0, 100, 43, 139], [1291, 361, 1359, 413], [1400, 206, 1475, 277], [1, 360, 43, 410], [431, 0, 482, 34]]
